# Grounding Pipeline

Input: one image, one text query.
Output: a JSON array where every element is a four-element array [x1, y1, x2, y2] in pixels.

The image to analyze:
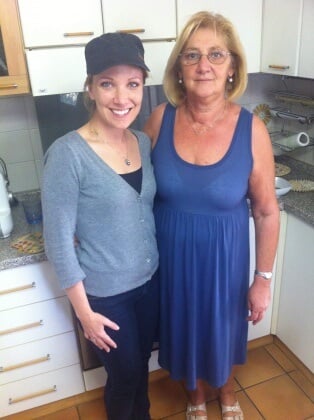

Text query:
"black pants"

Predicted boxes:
[[88, 273, 159, 420]]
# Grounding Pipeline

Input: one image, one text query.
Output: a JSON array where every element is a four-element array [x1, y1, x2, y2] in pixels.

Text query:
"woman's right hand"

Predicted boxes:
[[81, 311, 120, 352], [65, 281, 120, 352]]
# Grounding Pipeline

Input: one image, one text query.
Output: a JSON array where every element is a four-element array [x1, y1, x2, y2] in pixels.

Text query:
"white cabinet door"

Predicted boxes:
[[26, 47, 86, 96], [101, 0, 176, 40], [145, 41, 175, 86], [18, 0, 103, 47], [0, 364, 84, 417], [0, 296, 73, 349], [0, 261, 64, 311], [298, 0, 314, 79], [176, 0, 262, 73], [0, 332, 80, 385], [260, 0, 302, 76], [276, 214, 314, 373]]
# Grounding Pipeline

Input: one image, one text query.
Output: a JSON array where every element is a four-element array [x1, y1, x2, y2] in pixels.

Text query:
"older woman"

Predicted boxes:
[[144, 11, 279, 420]]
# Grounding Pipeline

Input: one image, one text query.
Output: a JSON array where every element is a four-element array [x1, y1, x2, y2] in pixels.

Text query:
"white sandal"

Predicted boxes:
[[186, 402, 208, 420], [221, 400, 244, 420]]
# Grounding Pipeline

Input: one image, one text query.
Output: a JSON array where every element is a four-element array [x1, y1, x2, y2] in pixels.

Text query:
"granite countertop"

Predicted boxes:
[[0, 191, 46, 271], [275, 155, 314, 226], [0, 157, 313, 271]]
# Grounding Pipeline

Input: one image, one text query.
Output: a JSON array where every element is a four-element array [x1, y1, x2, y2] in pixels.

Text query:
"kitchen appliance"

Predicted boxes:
[[0, 171, 13, 238], [0, 157, 18, 207]]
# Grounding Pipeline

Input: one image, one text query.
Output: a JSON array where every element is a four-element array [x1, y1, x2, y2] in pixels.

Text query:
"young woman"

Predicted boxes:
[[42, 33, 159, 420]]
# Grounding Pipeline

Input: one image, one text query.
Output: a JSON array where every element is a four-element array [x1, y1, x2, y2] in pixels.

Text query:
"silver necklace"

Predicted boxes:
[[89, 124, 131, 166]]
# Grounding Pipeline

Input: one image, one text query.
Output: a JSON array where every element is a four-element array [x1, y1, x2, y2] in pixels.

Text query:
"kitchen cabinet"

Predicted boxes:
[[0, 0, 30, 96], [25, 46, 86, 96], [101, 0, 176, 40], [298, 0, 314, 79], [261, 0, 314, 78], [0, 262, 84, 417], [17, 0, 103, 47], [276, 214, 314, 373], [176, 0, 263, 73]]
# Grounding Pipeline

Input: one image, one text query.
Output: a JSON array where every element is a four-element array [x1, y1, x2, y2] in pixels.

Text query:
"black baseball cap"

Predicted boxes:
[[85, 32, 150, 75]]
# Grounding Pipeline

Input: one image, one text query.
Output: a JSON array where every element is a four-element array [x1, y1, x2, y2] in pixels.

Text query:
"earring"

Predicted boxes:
[[228, 75, 233, 83], [178, 78, 183, 84]]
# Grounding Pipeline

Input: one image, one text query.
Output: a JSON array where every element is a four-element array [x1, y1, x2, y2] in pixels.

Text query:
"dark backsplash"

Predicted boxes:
[[35, 85, 166, 154]]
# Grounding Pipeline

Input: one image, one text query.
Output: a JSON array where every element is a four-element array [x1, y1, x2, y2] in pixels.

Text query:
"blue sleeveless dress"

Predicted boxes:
[[152, 104, 253, 390]]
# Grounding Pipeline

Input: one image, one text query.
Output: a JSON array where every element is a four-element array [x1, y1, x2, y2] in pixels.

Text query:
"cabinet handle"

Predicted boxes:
[[0, 84, 18, 90], [0, 320, 43, 336], [9, 385, 57, 405], [117, 28, 145, 34], [0, 282, 36, 296], [268, 65, 290, 70], [63, 31, 94, 37], [0, 354, 50, 372]]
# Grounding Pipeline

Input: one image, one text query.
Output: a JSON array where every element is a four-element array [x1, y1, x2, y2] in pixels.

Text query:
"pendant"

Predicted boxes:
[[124, 158, 131, 166]]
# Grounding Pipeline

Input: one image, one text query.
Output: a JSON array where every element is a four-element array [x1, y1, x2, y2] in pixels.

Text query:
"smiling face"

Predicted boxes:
[[179, 27, 234, 101], [87, 65, 144, 130]]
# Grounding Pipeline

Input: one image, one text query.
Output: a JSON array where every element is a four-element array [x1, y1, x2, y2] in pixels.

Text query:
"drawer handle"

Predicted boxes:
[[0, 354, 50, 372], [0, 320, 43, 336], [268, 65, 290, 70], [0, 84, 18, 90], [63, 31, 94, 37], [9, 385, 57, 405], [0, 282, 36, 296], [117, 28, 145, 34]]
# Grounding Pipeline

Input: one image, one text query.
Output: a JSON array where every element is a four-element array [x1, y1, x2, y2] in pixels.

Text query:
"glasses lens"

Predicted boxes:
[[181, 52, 200, 65], [180, 50, 231, 65], [208, 50, 228, 64]]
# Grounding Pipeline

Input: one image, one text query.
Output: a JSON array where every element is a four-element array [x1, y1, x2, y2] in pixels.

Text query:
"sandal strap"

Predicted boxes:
[[221, 400, 243, 420], [186, 402, 207, 420]]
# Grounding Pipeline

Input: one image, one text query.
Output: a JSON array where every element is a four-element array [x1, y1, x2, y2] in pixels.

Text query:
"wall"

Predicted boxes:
[[0, 73, 313, 193]]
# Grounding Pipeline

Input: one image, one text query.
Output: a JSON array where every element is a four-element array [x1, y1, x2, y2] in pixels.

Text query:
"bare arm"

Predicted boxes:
[[66, 281, 120, 352], [143, 102, 167, 147], [247, 115, 280, 325]]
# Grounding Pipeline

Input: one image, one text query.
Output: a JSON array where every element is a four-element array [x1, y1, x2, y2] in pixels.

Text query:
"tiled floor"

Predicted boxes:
[[5, 339, 314, 420]]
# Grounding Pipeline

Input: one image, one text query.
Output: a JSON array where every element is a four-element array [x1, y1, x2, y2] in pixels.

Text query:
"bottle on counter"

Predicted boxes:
[[0, 172, 13, 238]]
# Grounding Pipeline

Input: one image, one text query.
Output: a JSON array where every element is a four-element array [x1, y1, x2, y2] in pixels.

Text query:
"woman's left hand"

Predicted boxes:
[[247, 278, 271, 325]]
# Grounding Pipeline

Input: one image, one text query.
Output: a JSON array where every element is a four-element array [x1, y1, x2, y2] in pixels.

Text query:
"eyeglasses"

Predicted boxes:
[[179, 50, 232, 65]]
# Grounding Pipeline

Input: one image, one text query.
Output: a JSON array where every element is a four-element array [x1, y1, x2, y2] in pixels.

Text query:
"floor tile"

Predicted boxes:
[[36, 406, 79, 420], [237, 391, 264, 420], [265, 343, 297, 372], [246, 375, 314, 419], [235, 347, 284, 388], [77, 398, 107, 420], [149, 375, 188, 419], [289, 370, 314, 402]]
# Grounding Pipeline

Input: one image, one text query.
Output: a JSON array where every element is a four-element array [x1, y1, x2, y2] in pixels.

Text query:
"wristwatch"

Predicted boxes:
[[254, 270, 272, 280]]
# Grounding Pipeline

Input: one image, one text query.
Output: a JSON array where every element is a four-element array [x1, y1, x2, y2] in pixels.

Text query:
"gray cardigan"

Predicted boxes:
[[42, 130, 158, 297]]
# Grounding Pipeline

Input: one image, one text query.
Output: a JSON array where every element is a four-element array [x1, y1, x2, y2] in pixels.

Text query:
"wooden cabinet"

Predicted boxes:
[[0, 262, 84, 417], [0, 0, 30, 96], [276, 214, 314, 373], [176, 0, 263, 73], [17, 0, 103, 47], [261, 0, 314, 78], [101, 0, 176, 40]]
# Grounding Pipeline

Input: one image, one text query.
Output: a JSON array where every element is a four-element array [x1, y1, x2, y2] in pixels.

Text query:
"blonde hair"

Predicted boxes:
[[163, 11, 247, 106]]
